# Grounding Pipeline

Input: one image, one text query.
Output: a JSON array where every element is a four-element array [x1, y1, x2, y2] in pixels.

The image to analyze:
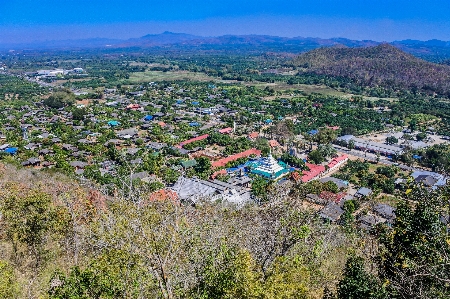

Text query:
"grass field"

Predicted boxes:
[[128, 70, 217, 83]]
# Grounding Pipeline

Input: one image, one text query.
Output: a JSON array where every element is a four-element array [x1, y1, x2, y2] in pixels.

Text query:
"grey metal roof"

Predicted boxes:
[[319, 203, 344, 222], [356, 187, 373, 197], [374, 203, 396, 220], [337, 135, 403, 155]]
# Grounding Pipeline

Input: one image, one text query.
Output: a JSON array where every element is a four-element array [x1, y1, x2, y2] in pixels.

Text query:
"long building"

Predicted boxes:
[[337, 135, 403, 156], [169, 176, 252, 205], [211, 148, 261, 168]]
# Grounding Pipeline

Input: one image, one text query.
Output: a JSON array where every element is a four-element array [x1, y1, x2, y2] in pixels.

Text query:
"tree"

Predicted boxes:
[[49, 250, 155, 299], [308, 150, 325, 164], [194, 157, 212, 179], [43, 90, 75, 108], [0, 260, 18, 299], [0, 186, 63, 268], [251, 176, 269, 202], [337, 256, 386, 299], [192, 245, 262, 299], [281, 152, 305, 169], [315, 128, 337, 145], [347, 139, 355, 150], [378, 194, 450, 299], [385, 136, 398, 145], [318, 143, 337, 159], [72, 107, 87, 121], [416, 132, 427, 141]]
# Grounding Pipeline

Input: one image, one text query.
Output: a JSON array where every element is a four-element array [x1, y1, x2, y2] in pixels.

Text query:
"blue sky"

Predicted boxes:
[[2, 0, 450, 43]]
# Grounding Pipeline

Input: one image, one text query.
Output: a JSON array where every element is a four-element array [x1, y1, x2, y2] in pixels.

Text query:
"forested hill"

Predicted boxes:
[[292, 44, 450, 95]]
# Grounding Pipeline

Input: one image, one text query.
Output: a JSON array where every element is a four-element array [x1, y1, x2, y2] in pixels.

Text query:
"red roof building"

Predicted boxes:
[[219, 127, 233, 134], [327, 155, 348, 171], [319, 191, 347, 203], [126, 104, 141, 110], [211, 169, 227, 179], [269, 140, 281, 147], [301, 163, 326, 183], [179, 134, 209, 148], [247, 132, 259, 139], [212, 148, 261, 168], [299, 155, 348, 183]]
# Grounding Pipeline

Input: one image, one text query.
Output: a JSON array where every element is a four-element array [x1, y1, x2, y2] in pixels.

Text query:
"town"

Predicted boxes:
[[1, 56, 449, 232]]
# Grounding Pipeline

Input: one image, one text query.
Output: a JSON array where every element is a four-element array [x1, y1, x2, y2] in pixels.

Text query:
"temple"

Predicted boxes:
[[251, 154, 290, 180]]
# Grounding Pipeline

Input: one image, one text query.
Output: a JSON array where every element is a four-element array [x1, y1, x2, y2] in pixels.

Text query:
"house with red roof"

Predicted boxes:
[[126, 103, 141, 111], [212, 148, 261, 168], [269, 140, 281, 147], [211, 169, 227, 179], [178, 134, 209, 148], [219, 127, 233, 134], [319, 191, 347, 204], [298, 155, 348, 183], [325, 155, 348, 173], [247, 132, 259, 140], [301, 163, 326, 183]]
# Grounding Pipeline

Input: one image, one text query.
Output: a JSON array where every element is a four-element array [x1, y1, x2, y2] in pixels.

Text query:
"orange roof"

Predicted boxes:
[[219, 127, 233, 134], [319, 191, 347, 203], [179, 134, 209, 147], [291, 171, 302, 182], [327, 126, 340, 130], [248, 132, 259, 139], [269, 140, 280, 147], [149, 189, 179, 202], [157, 121, 166, 127], [212, 148, 261, 168], [211, 169, 227, 179]]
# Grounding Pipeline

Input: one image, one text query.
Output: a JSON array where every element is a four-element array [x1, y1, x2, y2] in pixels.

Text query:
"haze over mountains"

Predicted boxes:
[[3, 31, 450, 61]]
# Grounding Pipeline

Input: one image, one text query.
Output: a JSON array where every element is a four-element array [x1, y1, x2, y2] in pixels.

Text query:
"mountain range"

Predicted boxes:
[[3, 31, 450, 61]]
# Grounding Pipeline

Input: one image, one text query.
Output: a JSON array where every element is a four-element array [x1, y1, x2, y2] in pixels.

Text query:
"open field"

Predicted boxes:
[[128, 70, 217, 82], [247, 81, 399, 101]]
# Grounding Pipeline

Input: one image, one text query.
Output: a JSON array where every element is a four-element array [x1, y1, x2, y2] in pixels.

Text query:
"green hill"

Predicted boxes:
[[292, 44, 450, 95]]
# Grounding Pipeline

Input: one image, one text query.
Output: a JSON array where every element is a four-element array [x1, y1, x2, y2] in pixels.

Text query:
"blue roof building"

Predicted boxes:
[[189, 122, 200, 127], [144, 115, 154, 121], [308, 129, 319, 135], [4, 147, 18, 155], [108, 120, 120, 127], [265, 119, 273, 124]]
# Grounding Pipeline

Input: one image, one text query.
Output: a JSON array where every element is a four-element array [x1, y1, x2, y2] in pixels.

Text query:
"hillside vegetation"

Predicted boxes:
[[0, 163, 449, 299], [292, 44, 450, 95]]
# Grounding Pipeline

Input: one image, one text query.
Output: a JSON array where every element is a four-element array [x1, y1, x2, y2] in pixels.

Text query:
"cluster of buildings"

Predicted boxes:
[[25, 68, 85, 79], [291, 155, 349, 183]]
